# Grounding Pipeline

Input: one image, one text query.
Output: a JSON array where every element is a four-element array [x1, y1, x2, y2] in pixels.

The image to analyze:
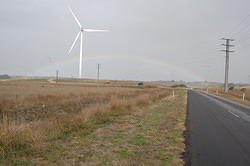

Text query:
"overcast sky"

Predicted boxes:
[[1, 0, 250, 83]]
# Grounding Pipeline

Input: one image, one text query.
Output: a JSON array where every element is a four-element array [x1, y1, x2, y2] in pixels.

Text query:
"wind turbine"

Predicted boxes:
[[68, 7, 108, 79]]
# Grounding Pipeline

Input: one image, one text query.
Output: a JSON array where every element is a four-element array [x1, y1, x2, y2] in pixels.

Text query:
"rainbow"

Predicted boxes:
[[26, 54, 207, 84]]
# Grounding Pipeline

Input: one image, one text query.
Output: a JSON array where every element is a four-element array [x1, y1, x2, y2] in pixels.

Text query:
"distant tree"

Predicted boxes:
[[0, 74, 10, 79], [241, 88, 247, 92], [171, 84, 187, 88], [229, 86, 234, 90], [138, 82, 143, 86]]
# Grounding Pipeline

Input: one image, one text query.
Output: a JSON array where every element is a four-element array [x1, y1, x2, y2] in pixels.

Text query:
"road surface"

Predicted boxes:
[[187, 90, 250, 166]]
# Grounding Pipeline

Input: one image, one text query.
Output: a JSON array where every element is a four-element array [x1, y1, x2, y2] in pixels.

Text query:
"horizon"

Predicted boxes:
[[2, 74, 250, 85]]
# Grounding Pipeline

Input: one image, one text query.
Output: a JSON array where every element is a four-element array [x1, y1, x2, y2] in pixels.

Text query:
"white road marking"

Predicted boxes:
[[228, 110, 240, 118]]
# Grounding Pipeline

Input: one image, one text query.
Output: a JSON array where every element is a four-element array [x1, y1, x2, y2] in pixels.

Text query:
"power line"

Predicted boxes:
[[228, 13, 250, 37], [220, 38, 234, 93], [56, 70, 59, 83], [231, 23, 250, 38], [233, 27, 250, 43]]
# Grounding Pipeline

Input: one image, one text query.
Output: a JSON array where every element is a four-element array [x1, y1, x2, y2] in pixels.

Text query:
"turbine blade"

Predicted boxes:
[[68, 6, 82, 27], [84, 29, 109, 32], [68, 31, 81, 54]]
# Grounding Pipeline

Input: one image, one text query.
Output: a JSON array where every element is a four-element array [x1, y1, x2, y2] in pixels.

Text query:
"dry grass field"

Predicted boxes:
[[0, 78, 186, 166], [0, 79, 151, 123]]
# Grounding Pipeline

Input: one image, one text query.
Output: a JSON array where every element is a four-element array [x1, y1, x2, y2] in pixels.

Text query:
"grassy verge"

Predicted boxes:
[[210, 90, 250, 106], [1, 90, 186, 166]]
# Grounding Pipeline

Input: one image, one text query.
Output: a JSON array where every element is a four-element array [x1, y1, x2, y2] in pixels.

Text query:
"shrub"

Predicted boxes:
[[138, 82, 143, 86], [171, 84, 187, 88], [241, 88, 247, 92]]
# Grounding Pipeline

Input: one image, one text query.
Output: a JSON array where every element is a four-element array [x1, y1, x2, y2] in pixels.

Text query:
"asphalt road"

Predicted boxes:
[[187, 90, 250, 166]]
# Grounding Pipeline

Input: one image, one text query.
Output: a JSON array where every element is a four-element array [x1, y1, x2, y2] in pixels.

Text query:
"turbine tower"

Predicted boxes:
[[68, 7, 108, 79]]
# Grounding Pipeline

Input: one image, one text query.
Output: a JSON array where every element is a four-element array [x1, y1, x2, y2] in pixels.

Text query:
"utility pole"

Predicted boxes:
[[56, 70, 59, 83], [221, 38, 234, 93], [97, 64, 100, 80]]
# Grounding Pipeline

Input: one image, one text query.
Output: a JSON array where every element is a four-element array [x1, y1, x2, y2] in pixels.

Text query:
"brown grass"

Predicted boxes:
[[0, 81, 156, 123], [44, 91, 186, 166], [208, 88, 250, 105], [0, 79, 171, 162], [135, 94, 150, 105], [228, 88, 250, 101]]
